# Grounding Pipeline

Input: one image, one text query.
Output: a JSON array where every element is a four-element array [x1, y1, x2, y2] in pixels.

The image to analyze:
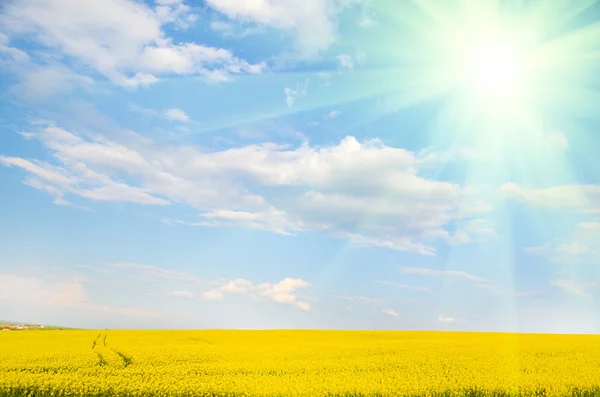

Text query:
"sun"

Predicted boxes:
[[466, 41, 524, 99]]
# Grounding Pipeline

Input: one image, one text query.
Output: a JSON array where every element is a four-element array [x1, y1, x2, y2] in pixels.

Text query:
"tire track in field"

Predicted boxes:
[[91, 332, 131, 368], [91, 332, 107, 367], [92, 332, 102, 349], [90, 331, 134, 368], [111, 349, 133, 367]]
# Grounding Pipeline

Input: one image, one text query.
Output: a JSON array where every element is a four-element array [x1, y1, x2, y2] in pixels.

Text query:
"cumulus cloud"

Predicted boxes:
[[0, 0, 264, 88], [167, 290, 194, 299], [205, 0, 358, 58], [382, 308, 399, 317], [1, 122, 494, 255], [202, 277, 312, 311], [402, 267, 486, 282]]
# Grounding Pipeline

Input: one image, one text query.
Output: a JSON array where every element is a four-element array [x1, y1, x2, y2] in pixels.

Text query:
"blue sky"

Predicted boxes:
[[1, 0, 600, 332]]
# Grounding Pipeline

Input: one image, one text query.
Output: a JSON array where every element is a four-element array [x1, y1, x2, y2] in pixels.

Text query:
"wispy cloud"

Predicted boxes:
[[337, 52, 367, 70], [438, 315, 457, 324], [130, 104, 191, 123], [163, 108, 190, 123], [102, 262, 205, 283], [378, 281, 433, 293], [524, 222, 600, 264], [337, 54, 354, 70], [551, 279, 598, 298], [401, 267, 486, 282], [502, 183, 600, 214], [326, 110, 341, 119], [336, 295, 385, 305], [0, 273, 161, 319], [284, 79, 308, 107], [475, 284, 538, 298], [167, 290, 195, 299]]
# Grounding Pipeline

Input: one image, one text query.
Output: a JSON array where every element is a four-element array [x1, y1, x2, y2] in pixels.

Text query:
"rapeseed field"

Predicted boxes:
[[1, 330, 600, 397]]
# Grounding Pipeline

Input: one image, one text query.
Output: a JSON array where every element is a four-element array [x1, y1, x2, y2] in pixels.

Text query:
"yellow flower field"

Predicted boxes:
[[2, 330, 600, 396]]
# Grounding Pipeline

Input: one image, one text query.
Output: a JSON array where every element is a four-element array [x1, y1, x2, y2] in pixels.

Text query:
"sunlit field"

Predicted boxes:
[[2, 330, 600, 397]]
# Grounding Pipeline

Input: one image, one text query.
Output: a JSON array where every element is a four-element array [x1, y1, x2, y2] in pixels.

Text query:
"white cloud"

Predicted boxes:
[[0, 273, 161, 318], [501, 183, 600, 213], [475, 284, 538, 298], [210, 20, 264, 38], [378, 281, 433, 293], [336, 295, 384, 305], [0, 32, 29, 63], [2, 123, 494, 255], [202, 277, 312, 311], [523, 243, 552, 255], [130, 104, 192, 123], [438, 315, 456, 324], [220, 278, 254, 294], [475, 283, 540, 298], [444, 219, 497, 246], [402, 267, 486, 282], [553, 241, 589, 257], [284, 80, 308, 107], [0, 42, 97, 101], [547, 132, 569, 151], [0, 154, 169, 206], [163, 108, 190, 122], [337, 52, 367, 70], [167, 290, 194, 299], [337, 54, 354, 70], [382, 308, 398, 317], [202, 289, 224, 300], [79, 262, 205, 284], [326, 110, 341, 119], [551, 279, 597, 298], [1, 0, 263, 87], [416, 146, 485, 168], [524, 222, 600, 264], [205, 0, 357, 58]]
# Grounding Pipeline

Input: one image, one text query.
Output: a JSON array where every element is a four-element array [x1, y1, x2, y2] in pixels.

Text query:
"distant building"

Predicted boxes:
[[1, 326, 9, 331]]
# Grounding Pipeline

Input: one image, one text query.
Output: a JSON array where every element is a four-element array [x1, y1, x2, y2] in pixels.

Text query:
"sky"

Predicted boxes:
[[1, 0, 600, 333]]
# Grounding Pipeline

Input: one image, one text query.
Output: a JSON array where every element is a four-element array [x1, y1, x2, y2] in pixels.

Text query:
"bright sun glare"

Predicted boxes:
[[467, 41, 523, 98]]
